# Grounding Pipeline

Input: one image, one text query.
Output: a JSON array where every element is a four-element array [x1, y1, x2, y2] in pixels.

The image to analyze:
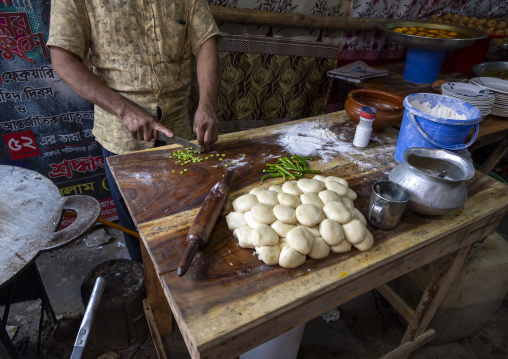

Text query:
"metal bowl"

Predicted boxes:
[[471, 61, 508, 79], [377, 20, 488, 51]]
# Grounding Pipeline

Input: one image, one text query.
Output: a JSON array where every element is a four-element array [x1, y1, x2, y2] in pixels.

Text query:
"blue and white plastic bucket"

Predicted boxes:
[[394, 93, 482, 163]]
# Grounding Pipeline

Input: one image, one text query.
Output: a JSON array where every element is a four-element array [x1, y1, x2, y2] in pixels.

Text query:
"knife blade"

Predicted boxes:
[[157, 131, 201, 153]]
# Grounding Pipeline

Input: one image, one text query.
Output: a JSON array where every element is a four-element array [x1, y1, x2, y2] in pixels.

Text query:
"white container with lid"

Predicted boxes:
[[353, 106, 377, 148]]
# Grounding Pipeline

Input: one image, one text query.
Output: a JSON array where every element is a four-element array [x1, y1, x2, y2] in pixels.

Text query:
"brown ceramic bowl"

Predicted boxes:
[[345, 89, 405, 132]]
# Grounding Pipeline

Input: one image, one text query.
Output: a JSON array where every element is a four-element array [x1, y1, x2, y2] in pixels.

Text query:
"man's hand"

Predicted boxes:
[[193, 105, 219, 151], [119, 101, 174, 142], [195, 37, 220, 151], [50, 46, 173, 143]]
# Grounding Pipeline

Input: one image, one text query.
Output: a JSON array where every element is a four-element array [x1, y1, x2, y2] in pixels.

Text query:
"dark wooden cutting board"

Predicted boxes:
[[108, 113, 402, 274]]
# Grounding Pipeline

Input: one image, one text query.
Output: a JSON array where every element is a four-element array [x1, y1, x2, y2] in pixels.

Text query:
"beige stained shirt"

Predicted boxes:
[[47, 0, 221, 154]]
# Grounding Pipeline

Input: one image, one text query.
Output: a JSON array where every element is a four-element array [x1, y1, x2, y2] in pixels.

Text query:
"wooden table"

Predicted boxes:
[[108, 111, 508, 359], [336, 62, 508, 174]]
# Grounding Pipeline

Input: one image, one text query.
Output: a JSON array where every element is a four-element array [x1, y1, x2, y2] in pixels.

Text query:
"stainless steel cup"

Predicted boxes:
[[367, 180, 411, 229]]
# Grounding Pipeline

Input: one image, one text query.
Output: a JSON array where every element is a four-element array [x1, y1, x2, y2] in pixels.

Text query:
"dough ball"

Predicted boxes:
[[249, 187, 264, 195], [251, 203, 276, 224], [233, 226, 258, 249], [282, 181, 303, 196], [325, 180, 348, 197], [323, 201, 352, 224], [353, 208, 367, 227], [256, 190, 279, 206], [308, 237, 331, 260], [233, 194, 259, 213], [297, 178, 324, 193], [271, 220, 296, 238], [300, 192, 324, 208], [295, 204, 323, 227], [354, 231, 374, 252], [313, 175, 327, 182], [225, 212, 247, 230], [255, 245, 281, 265], [318, 190, 342, 204], [252, 224, 279, 246], [342, 197, 355, 210], [347, 188, 357, 201], [305, 226, 321, 238], [319, 218, 345, 246], [279, 245, 306, 268], [245, 211, 262, 229], [330, 240, 352, 253], [286, 226, 314, 255], [278, 192, 301, 208], [269, 185, 283, 194], [342, 219, 367, 244], [325, 176, 348, 188], [273, 204, 297, 224]]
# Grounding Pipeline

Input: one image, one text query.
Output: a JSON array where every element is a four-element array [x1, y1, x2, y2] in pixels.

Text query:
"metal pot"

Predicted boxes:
[[388, 147, 475, 215]]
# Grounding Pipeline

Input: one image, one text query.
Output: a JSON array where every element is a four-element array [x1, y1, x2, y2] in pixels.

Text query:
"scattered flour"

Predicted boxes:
[[410, 100, 467, 120], [269, 120, 395, 169]]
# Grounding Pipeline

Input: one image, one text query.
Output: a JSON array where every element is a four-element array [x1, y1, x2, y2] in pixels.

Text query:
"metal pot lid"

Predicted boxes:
[[402, 147, 475, 182]]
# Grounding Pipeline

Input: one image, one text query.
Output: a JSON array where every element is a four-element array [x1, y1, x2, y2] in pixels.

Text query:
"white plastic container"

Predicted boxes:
[[353, 106, 377, 148], [239, 323, 306, 359]]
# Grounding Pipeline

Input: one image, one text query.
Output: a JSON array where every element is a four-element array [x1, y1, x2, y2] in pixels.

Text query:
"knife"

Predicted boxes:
[[177, 169, 233, 276], [157, 131, 201, 153]]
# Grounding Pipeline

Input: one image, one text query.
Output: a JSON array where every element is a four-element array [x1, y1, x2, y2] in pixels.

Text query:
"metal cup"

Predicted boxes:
[[367, 180, 411, 229]]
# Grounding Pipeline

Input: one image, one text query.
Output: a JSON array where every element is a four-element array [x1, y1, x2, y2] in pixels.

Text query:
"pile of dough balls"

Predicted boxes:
[[225, 175, 374, 269], [428, 14, 508, 35]]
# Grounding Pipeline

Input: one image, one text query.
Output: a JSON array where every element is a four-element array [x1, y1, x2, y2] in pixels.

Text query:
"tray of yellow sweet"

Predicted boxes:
[[377, 20, 488, 51], [392, 26, 461, 39]]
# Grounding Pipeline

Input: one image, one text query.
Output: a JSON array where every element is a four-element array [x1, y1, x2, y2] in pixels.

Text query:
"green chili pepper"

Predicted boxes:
[[261, 173, 283, 181]]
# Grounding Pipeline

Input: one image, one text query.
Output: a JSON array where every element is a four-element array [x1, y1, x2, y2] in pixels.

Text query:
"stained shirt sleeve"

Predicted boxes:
[[189, 0, 223, 55], [47, 0, 91, 61]]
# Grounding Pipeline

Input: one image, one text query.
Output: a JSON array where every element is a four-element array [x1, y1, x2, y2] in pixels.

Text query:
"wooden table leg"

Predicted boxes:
[[0, 322, 19, 359], [141, 241, 173, 336], [478, 136, 508, 174], [399, 244, 473, 352]]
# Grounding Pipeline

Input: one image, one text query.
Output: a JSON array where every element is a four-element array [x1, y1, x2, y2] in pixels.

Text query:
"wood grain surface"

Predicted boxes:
[[108, 111, 508, 359]]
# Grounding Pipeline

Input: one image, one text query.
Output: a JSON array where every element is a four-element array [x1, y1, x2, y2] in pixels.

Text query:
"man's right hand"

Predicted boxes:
[[119, 102, 174, 142], [50, 46, 174, 143]]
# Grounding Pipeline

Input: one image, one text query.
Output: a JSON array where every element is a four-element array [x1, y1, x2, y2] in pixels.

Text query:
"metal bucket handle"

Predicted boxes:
[[409, 112, 479, 151]]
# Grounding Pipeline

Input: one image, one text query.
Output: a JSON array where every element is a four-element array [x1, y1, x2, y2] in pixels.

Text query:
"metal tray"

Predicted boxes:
[[471, 61, 508, 78], [377, 20, 487, 51]]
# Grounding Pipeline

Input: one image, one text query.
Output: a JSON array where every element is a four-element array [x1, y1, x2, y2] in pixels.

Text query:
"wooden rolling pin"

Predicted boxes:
[[177, 170, 233, 276]]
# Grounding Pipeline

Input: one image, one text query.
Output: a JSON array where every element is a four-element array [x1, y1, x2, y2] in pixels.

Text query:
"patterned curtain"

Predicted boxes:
[[189, 0, 350, 133]]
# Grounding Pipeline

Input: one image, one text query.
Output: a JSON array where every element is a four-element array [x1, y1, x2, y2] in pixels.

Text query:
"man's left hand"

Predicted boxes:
[[193, 105, 219, 151]]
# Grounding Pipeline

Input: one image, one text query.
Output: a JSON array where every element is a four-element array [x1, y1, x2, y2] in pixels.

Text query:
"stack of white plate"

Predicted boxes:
[[470, 77, 508, 118], [441, 82, 495, 119]]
